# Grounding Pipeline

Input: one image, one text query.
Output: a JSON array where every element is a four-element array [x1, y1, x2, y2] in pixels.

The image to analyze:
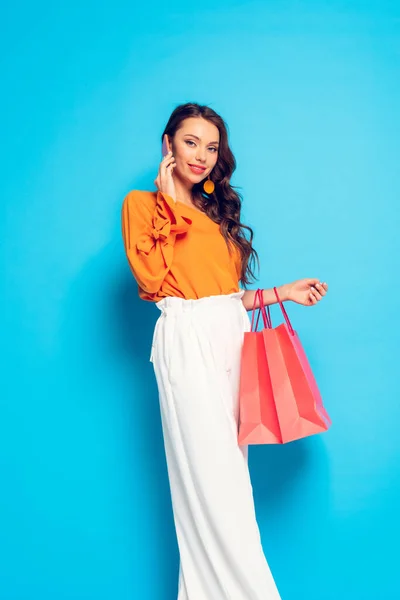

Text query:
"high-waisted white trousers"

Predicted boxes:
[[150, 290, 282, 600]]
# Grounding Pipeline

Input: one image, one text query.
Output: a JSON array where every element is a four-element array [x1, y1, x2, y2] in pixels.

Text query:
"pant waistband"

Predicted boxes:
[[155, 290, 245, 314]]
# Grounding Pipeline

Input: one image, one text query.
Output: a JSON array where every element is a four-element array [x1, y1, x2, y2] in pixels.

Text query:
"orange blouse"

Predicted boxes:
[[121, 189, 242, 302]]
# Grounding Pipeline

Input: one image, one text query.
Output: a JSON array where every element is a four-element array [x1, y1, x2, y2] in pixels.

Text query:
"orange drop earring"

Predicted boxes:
[[203, 175, 215, 194]]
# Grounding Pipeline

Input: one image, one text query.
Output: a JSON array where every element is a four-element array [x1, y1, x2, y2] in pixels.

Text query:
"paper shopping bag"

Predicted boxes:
[[238, 288, 331, 445]]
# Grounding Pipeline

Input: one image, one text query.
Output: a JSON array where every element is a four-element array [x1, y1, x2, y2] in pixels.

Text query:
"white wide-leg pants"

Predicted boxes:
[[150, 291, 282, 600]]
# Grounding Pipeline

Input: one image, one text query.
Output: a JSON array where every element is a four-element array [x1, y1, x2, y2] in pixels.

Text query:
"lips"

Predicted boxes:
[[188, 164, 206, 174]]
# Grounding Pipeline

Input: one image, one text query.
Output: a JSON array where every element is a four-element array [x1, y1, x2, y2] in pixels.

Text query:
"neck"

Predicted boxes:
[[173, 175, 195, 206]]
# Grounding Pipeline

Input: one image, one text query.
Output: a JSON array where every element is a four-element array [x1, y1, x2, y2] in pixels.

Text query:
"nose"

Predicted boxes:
[[195, 146, 207, 163]]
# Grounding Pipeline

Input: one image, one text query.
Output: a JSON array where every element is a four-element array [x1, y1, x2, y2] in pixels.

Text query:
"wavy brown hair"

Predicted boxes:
[[161, 102, 259, 287]]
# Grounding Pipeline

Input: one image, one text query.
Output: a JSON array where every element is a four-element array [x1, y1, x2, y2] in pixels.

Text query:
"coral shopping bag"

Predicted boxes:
[[238, 288, 331, 445]]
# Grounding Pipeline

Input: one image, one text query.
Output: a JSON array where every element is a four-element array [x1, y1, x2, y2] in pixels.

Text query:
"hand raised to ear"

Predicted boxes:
[[154, 151, 177, 202]]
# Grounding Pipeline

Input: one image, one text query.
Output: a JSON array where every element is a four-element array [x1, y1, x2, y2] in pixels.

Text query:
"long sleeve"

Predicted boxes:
[[121, 190, 192, 296]]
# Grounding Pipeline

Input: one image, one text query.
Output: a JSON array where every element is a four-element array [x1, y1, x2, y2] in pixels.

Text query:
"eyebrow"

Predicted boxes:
[[183, 134, 219, 145]]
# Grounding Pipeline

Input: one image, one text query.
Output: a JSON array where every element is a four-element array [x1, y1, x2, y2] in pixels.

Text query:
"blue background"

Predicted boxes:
[[1, 1, 399, 598]]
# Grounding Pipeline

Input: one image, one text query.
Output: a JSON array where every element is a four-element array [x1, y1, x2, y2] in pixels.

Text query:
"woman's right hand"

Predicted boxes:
[[154, 151, 177, 202]]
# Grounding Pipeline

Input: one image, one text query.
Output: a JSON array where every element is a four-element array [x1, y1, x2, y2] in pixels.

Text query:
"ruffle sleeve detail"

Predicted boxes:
[[121, 190, 193, 297], [136, 192, 192, 255]]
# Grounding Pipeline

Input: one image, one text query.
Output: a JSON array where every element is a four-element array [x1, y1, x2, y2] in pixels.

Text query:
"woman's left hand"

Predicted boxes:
[[285, 279, 329, 306]]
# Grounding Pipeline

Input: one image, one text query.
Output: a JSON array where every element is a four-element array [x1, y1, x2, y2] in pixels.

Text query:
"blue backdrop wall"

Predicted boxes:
[[1, 1, 399, 598]]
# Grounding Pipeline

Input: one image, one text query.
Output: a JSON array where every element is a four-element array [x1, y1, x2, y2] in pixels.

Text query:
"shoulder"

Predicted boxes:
[[123, 189, 157, 205], [122, 189, 157, 215]]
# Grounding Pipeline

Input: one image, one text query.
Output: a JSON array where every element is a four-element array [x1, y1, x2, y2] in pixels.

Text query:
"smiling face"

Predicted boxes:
[[169, 117, 220, 187]]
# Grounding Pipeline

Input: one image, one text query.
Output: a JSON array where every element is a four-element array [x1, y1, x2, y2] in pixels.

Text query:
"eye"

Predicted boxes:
[[208, 146, 218, 153], [185, 140, 196, 147]]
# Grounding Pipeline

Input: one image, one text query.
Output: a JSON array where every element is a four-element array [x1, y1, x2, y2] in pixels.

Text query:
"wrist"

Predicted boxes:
[[276, 283, 290, 302]]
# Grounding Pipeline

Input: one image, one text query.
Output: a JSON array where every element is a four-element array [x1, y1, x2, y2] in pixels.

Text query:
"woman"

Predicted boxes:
[[121, 102, 328, 600]]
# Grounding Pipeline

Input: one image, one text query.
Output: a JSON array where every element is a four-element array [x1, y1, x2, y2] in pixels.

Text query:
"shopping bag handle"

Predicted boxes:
[[273, 286, 295, 336], [250, 288, 271, 331], [250, 288, 295, 336]]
